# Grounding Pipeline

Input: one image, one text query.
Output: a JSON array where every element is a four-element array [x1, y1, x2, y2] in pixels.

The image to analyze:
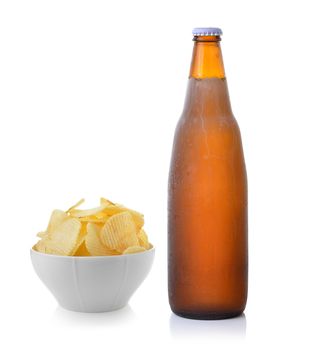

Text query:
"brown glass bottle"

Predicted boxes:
[[168, 28, 248, 320]]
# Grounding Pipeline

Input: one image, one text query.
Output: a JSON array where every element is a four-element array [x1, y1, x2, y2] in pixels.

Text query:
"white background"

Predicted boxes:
[[1, 0, 312, 348]]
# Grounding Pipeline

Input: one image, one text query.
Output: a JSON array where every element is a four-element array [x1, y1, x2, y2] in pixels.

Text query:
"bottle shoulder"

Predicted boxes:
[[182, 78, 234, 119], [176, 112, 239, 133]]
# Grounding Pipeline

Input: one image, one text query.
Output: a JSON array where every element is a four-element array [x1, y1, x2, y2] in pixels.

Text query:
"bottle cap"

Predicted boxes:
[[192, 27, 223, 36]]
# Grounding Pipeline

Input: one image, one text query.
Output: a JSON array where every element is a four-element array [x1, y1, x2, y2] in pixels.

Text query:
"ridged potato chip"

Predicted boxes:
[[100, 212, 139, 252], [35, 218, 81, 255], [100, 197, 144, 230], [85, 223, 118, 256], [137, 228, 150, 249], [102, 205, 144, 230], [123, 246, 146, 254]]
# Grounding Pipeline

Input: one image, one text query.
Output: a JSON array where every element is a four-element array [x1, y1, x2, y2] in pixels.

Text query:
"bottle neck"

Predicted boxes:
[[189, 36, 225, 79], [184, 35, 232, 118]]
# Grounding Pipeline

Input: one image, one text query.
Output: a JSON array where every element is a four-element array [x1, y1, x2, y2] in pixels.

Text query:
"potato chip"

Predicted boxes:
[[66, 198, 85, 213], [69, 206, 108, 218], [35, 218, 81, 255], [36, 231, 48, 239], [85, 223, 118, 256], [94, 211, 109, 219], [36, 210, 69, 241], [46, 210, 68, 234], [100, 197, 115, 206], [123, 246, 146, 254], [70, 222, 88, 255], [137, 228, 150, 249], [125, 209, 144, 231], [102, 204, 144, 230], [77, 215, 108, 223], [33, 239, 48, 253], [74, 241, 90, 256], [100, 212, 139, 252]]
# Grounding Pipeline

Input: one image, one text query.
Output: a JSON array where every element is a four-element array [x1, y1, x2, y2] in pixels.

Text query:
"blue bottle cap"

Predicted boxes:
[[192, 27, 223, 36]]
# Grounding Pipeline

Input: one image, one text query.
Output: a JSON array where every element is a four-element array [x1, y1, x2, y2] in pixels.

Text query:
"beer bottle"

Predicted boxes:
[[168, 28, 248, 319]]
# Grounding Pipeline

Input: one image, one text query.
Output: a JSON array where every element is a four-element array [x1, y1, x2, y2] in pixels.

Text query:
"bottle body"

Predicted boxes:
[[168, 31, 248, 320]]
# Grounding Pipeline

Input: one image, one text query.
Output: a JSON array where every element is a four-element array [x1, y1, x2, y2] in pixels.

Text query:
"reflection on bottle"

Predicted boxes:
[[169, 312, 246, 339]]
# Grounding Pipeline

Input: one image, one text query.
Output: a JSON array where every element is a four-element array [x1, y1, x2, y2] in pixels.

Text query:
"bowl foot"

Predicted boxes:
[[58, 303, 128, 313]]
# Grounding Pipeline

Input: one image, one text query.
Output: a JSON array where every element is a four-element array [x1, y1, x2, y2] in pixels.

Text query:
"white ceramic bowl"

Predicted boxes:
[[30, 247, 155, 312]]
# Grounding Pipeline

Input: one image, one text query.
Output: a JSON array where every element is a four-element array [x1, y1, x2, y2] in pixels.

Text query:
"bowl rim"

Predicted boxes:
[[30, 246, 155, 260]]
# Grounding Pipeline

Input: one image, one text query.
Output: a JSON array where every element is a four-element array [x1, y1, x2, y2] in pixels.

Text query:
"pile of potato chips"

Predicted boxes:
[[33, 198, 152, 256]]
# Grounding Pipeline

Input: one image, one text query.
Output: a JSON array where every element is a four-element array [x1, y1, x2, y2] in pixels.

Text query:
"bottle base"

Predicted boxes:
[[172, 310, 243, 320]]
